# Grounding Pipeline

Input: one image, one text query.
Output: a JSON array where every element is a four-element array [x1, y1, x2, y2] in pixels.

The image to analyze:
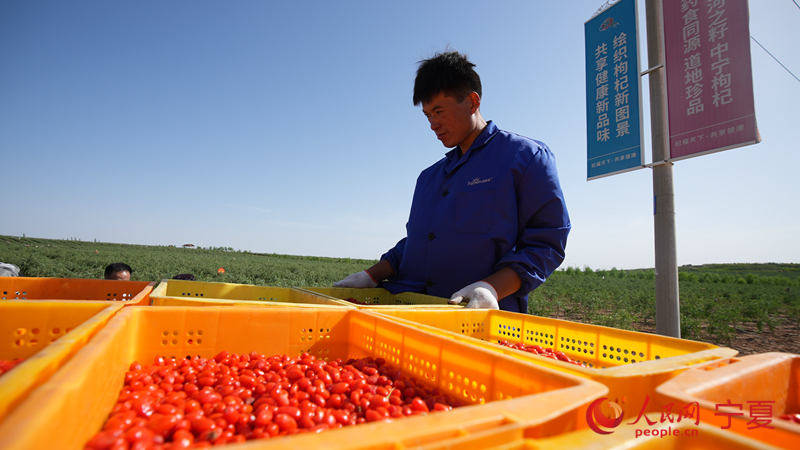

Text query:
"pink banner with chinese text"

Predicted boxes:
[[664, 0, 757, 160]]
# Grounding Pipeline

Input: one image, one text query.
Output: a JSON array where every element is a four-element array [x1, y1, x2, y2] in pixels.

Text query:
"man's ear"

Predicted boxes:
[[468, 91, 481, 114]]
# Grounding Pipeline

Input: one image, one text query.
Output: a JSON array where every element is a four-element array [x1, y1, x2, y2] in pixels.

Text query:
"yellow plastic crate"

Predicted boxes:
[[0, 307, 607, 449], [0, 277, 154, 305], [150, 279, 353, 308], [656, 353, 800, 448], [369, 309, 736, 419], [451, 414, 777, 449], [0, 301, 122, 423], [301, 286, 463, 309]]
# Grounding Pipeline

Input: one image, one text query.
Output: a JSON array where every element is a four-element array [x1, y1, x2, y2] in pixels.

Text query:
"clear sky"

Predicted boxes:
[[2, 1, 798, 269]]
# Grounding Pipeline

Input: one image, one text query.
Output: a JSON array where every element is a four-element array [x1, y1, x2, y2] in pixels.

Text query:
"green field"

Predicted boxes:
[[2, 235, 798, 354]]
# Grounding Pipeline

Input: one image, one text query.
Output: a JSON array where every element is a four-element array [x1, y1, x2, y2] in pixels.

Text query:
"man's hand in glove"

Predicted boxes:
[[449, 281, 499, 309], [333, 271, 378, 288]]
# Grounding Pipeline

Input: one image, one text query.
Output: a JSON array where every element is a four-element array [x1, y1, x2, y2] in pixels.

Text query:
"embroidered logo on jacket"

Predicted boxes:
[[467, 177, 493, 186]]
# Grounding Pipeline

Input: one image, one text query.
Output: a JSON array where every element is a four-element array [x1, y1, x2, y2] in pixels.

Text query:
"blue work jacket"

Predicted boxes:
[[380, 121, 570, 312]]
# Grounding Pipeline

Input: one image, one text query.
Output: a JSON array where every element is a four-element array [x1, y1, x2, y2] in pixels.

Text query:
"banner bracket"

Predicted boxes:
[[640, 64, 663, 76]]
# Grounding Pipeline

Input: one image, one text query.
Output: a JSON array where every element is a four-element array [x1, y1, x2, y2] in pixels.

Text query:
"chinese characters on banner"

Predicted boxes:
[[663, 0, 758, 160], [585, 0, 644, 179]]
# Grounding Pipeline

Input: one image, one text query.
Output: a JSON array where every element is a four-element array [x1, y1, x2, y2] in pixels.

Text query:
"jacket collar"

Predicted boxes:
[[444, 120, 499, 175]]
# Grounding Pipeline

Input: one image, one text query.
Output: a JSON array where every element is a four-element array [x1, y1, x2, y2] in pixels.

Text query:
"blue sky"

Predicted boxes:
[[2, 1, 798, 269]]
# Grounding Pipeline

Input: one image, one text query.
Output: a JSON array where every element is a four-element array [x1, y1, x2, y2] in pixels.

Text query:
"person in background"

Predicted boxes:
[[334, 51, 570, 312], [172, 273, 196, 281], [104, 262, 133, 281], [0, 263, 20, 277]]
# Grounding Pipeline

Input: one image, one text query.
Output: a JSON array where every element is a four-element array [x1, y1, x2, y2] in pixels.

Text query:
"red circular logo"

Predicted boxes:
[[586, 397, 624, 434]]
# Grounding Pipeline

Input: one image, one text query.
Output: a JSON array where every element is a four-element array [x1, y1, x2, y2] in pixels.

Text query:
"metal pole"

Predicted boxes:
[[645, 0, 680, 337]]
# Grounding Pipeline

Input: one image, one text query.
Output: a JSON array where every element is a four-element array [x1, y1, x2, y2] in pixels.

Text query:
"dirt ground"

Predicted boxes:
[[549, 312, 799, 357], [717, 317, 800, 356]]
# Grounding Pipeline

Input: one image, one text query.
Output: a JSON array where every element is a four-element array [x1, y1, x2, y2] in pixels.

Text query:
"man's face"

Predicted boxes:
[[108, 270, 130, 281], [422, 92, 475, 149]]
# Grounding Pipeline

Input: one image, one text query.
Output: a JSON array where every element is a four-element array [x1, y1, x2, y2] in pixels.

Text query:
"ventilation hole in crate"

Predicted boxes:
[[616, 356, 621, 361], [188, 330, 194, 336], [14, 339, 24, 347], [197, 330, 203, 336], [624, 349, 629, 354], [624, 358, 629, 363], [171, 339, 177, 345], [15, 328, 26, 336], [631, 359, 636, 363], [655, 355, 660, 359], [31, 328, 40, 335], [162, 331, 169, 337], [603, 353, 607, 358], [639, 352, 644, 357], [188, 339, 194, 344], [29, 338, 38, 346], [162, 340, 168, 345], [197, 339, 203, 344], [173, 330, 179, 336]]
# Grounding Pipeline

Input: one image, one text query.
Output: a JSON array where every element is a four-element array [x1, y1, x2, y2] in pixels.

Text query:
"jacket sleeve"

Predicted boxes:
[[495, 143, 570, 294], [380, 237, 406, 274]]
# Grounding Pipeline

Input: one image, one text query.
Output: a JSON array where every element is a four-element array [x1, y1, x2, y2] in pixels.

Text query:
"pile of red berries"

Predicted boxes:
[[0, 358, 23, 377], [344, 297, 369, 305], [496, 340, 585, 366], [85, 352, 461, 449], [778, 413, 800, 424]]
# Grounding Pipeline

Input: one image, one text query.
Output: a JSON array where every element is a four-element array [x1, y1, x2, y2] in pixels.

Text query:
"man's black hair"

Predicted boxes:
[[104, 262, 133, 279], [413, 51, 482, 106]]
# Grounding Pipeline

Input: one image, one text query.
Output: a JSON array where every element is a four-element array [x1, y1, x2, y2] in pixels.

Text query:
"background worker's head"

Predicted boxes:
[[172, 273, 195, 281], [414, 51, 484, 150], [104, 262, 132, 280]]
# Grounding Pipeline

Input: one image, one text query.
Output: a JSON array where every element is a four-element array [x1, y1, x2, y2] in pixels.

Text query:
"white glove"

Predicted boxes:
[[449, 281, 499, 309], [333, 271, 378, 288]]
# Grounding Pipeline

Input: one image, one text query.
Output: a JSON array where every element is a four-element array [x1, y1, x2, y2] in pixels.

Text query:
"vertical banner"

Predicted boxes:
[[664, 0, 757, 160], [585, 0, 644, 180]]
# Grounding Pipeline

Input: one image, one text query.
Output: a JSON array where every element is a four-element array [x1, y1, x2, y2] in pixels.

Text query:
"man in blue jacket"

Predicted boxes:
[[335, 51, 570, 312]]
